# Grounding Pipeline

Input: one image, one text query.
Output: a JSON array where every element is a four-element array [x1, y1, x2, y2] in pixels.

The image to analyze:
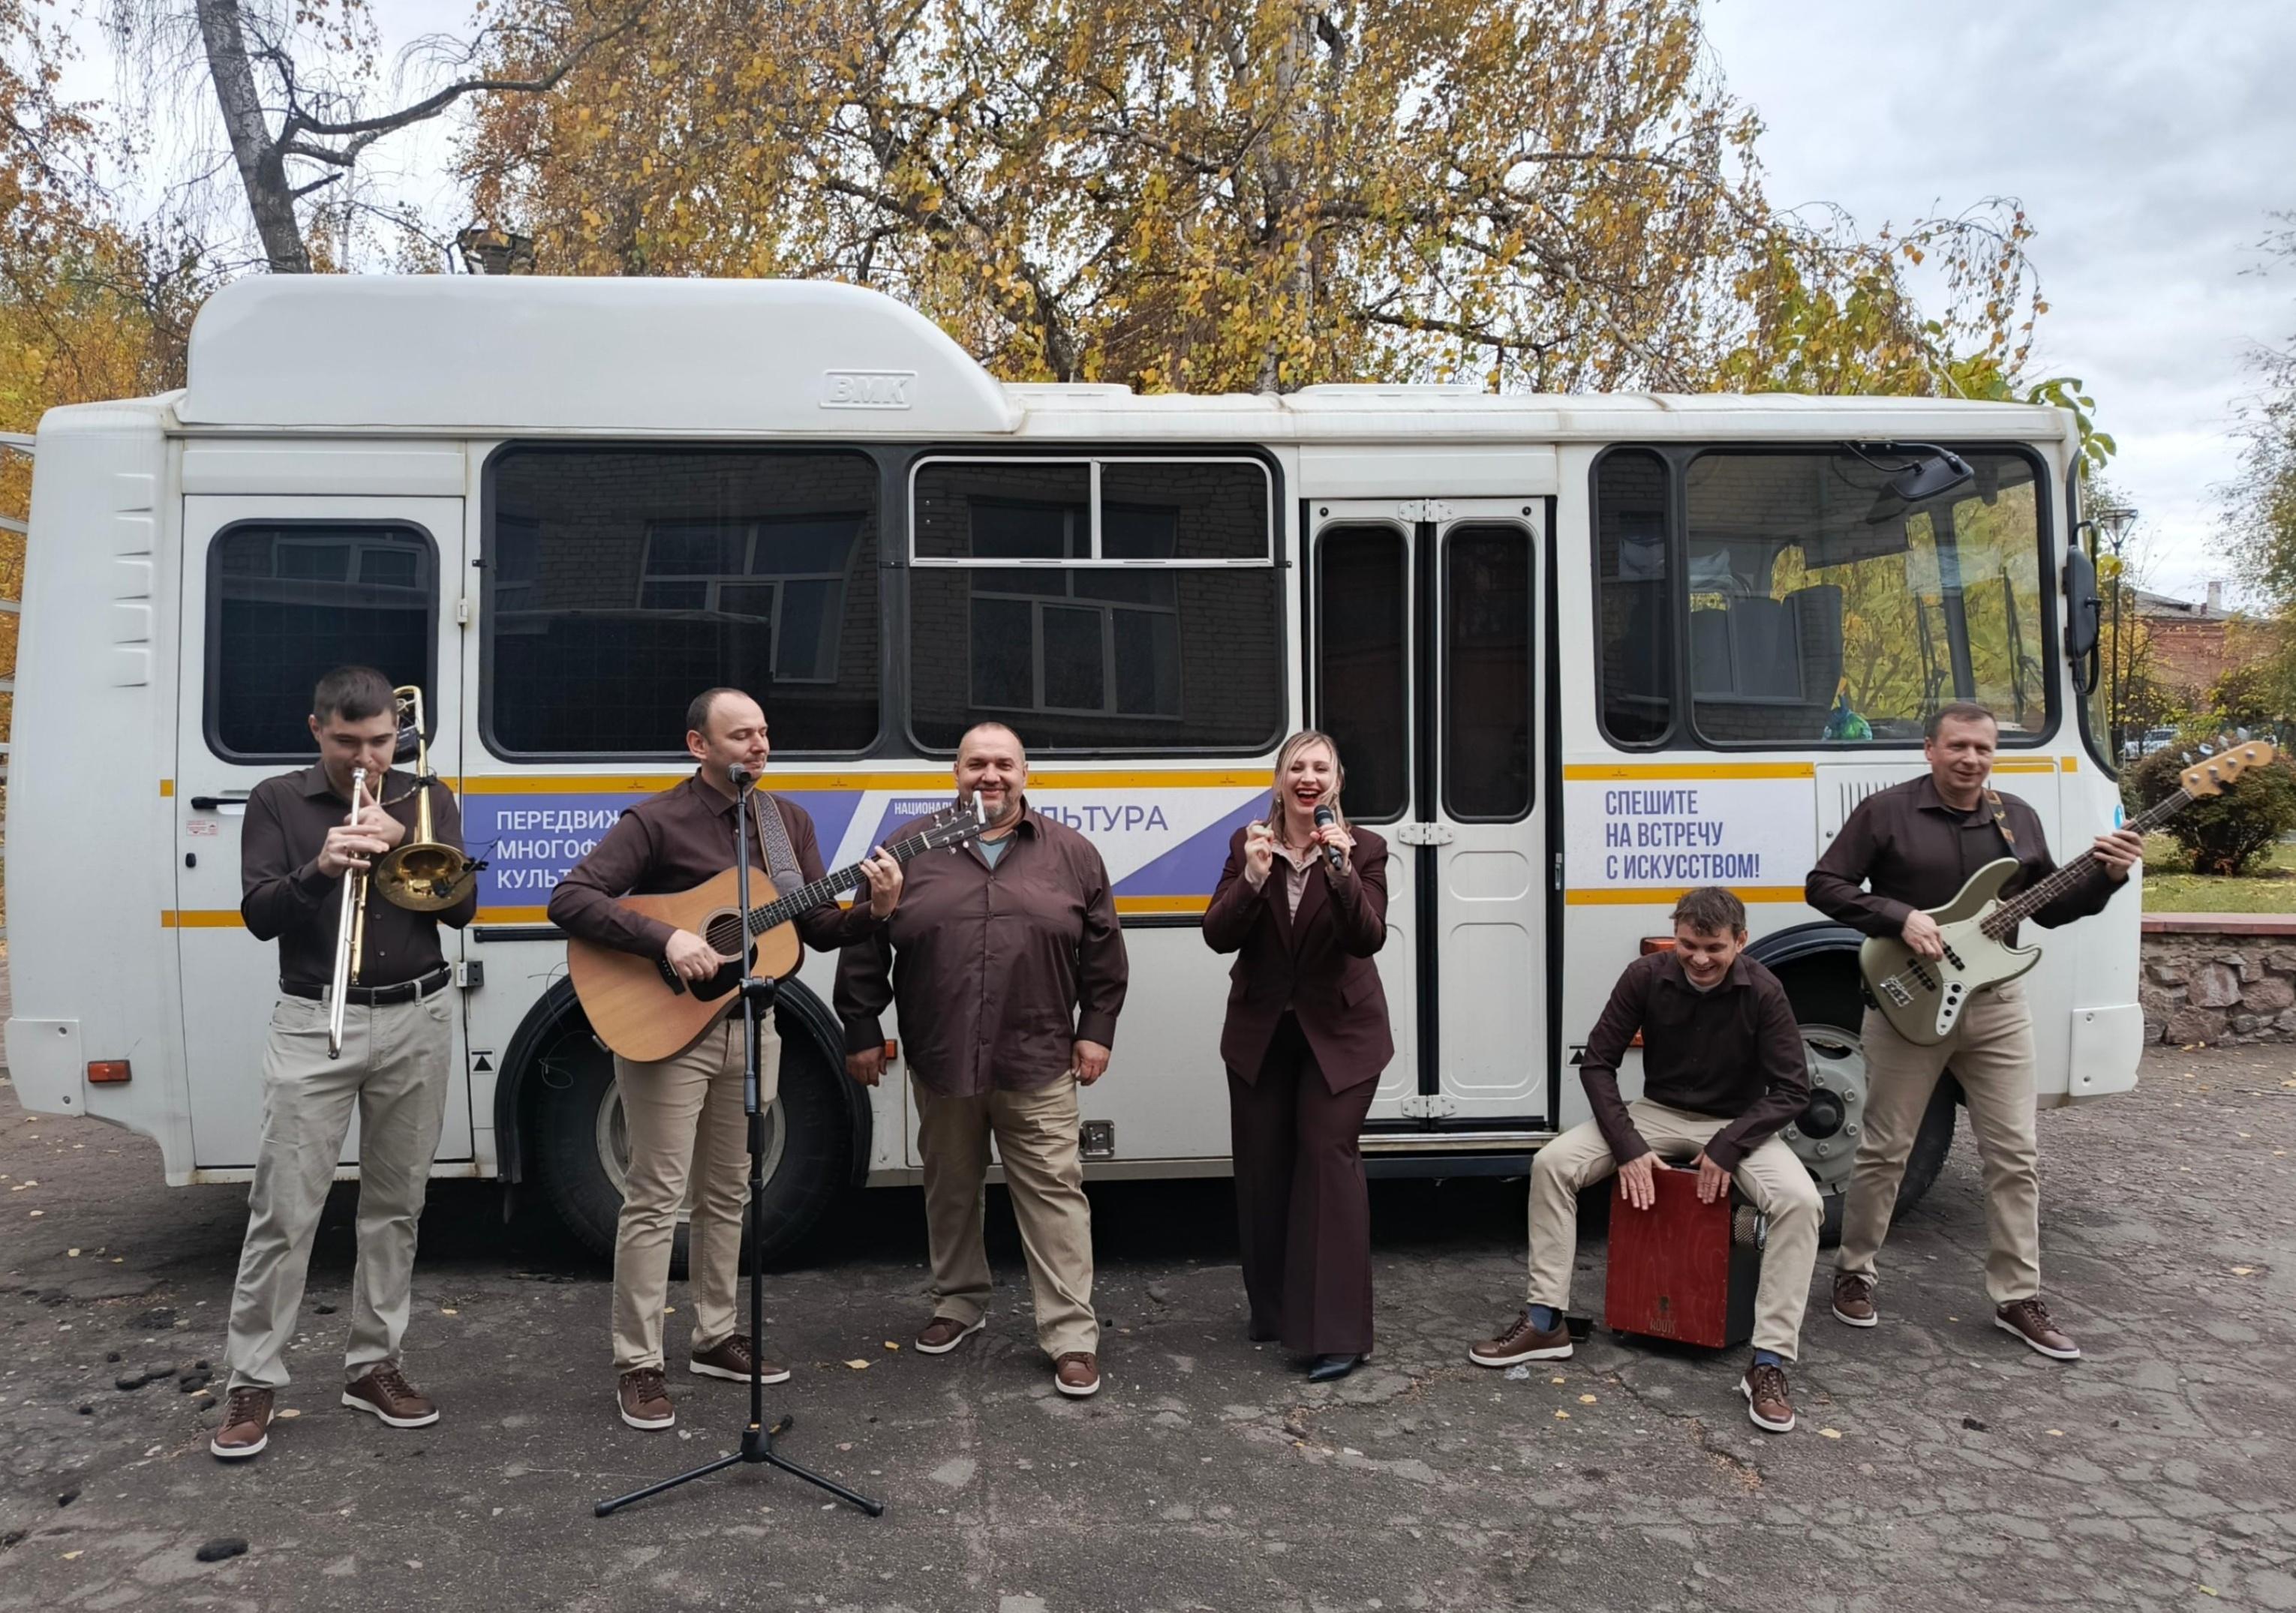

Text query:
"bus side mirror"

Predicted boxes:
[[2062, 547, 2102, 692]]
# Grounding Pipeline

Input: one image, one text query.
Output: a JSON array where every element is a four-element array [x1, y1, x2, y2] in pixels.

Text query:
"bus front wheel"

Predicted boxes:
[[529, 1011, 853, 1273]]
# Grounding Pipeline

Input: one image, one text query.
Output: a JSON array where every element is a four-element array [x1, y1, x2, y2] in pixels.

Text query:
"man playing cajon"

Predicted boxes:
[[1466, 887, 1821, 1433]]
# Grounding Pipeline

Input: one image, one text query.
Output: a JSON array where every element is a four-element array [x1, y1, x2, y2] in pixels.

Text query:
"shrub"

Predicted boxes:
[[2126, 738, 2296, 875]]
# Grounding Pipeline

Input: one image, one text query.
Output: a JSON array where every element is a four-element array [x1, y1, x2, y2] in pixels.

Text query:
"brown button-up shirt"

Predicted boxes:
[[1806, 774, 2117, 942], [241, 764, 476, 990], [1578, 951, 1809, 1173], [546, 774, 882, 973], [835, 802, 1128, 1096]]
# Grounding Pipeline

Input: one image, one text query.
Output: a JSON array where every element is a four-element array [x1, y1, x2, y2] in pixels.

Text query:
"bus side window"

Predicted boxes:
[[1593, 449, 1675, 746]]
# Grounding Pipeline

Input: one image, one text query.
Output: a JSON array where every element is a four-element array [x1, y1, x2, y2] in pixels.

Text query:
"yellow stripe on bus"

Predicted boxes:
[[1561, 762, 1814, 781], [1563, 887, 1808, 906], [458, 770, 1267, 794], [159, 779, 174, 797]]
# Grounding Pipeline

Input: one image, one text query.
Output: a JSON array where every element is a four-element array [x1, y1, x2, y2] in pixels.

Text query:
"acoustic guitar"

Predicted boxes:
[[569, 799, 984, 1061], [1860, 737, 2276, 1046]]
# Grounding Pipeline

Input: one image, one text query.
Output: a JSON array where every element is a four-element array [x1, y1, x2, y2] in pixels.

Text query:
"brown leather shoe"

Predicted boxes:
[[210, 1386, 274, 1460], [341, 1362, 439, 1428], [1741, 1362, 1796, 1433], [1995, 1297, 2080, 1360], [1053, 1352, 1101, 1398], [1831, 1272, 1878, 1327], [618, 1367, 675, 1430], [1468, 1308, 1573, 1367], [690, 1333, 792, 1385], [915, 1314, 986, 1356]]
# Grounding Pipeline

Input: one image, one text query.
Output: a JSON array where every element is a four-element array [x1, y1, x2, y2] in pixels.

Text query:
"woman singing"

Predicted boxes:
[[1203, 730, 1393, 1383]]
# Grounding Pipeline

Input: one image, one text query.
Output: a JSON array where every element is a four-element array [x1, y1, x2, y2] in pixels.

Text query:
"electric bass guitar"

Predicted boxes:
[[569, 800, 984, 1061], [1860, 737, 2275, 1046]]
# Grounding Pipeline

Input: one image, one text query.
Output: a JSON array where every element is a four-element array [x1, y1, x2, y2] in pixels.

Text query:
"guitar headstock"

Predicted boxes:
[[910, 799, 988, 851], [2180, 735, 2279, 797]]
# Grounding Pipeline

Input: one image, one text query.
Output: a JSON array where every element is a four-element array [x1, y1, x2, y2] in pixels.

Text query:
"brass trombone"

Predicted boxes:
[[371, 686, 484, 913], [324, 686, 484, 1059], [326, 766, 371, 1060]]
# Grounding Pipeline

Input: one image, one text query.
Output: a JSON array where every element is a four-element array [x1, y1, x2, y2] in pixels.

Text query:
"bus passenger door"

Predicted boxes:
[[173, 496, 470, 1170], [1311, 501, 1547, 1128]]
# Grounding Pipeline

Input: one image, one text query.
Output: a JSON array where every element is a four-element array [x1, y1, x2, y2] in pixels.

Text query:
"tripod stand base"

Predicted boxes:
[[595, 1413, 885, 1518]]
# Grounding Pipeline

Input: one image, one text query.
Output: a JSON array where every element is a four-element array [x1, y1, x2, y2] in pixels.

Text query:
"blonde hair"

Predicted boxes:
[[1270, 730, 1347, 847]]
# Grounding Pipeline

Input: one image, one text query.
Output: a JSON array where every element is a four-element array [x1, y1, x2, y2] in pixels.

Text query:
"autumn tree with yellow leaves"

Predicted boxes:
[[458, 0, 2051, 397]]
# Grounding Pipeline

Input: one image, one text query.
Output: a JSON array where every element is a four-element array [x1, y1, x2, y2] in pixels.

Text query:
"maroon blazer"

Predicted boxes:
[[1202, 824, 1394, 1092]]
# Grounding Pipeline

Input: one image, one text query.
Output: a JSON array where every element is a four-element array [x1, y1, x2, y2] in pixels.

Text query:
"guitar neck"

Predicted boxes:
[[743, 822, 944, 936], [1979, 788, 2184, 938]]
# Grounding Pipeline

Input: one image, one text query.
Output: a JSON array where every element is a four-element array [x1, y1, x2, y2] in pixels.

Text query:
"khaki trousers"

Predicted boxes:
[[914, 1075, 1098, 1359], [611, 1016, 781, 1373], [224, 991, 453, 1391], [1527, 1101, 1823, 1360], [1838, 981, 2041, 1305]]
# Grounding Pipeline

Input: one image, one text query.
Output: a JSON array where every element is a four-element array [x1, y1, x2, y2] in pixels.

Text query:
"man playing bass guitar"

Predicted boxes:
[[1807, 701, 2142, 1360], [549, 688, 902, 1431]]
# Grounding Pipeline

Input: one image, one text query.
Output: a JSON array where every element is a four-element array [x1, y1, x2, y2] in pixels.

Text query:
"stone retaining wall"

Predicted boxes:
[[2140, 915, 2296, 1044]]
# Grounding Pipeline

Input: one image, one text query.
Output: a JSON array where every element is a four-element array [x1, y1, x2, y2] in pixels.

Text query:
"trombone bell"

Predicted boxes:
[[371, 685, 483, 914]]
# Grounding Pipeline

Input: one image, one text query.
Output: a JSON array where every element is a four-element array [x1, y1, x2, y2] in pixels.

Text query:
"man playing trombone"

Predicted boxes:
[[211, 665, 479, 1461]]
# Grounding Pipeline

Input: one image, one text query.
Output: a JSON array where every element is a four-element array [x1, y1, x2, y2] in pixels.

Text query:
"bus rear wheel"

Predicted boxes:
[[1776, 962, 1958, 1247], [530, 1014, 852, 1273]]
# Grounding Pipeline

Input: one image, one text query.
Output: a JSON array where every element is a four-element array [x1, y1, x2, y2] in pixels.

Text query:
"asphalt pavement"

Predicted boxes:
[[2, 1041, 2294, 1613]]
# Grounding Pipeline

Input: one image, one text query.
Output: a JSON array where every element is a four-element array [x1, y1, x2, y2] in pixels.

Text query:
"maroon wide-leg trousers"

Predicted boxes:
[[1228, 1013, 1378, 1357]]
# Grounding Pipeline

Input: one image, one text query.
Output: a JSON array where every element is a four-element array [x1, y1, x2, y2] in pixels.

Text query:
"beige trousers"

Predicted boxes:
[[611, 1015, 782, 1373], [1838, 981, 2041, 1305], [1527, 1101, 1823, 1359], [224, 990, 454, 1391], [914, 1075, 1098, 1359]]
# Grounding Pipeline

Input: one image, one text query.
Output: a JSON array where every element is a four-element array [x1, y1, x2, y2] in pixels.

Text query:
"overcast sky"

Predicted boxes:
[[54, 1, 2293, 602], [1705, 0, 2296, 602]]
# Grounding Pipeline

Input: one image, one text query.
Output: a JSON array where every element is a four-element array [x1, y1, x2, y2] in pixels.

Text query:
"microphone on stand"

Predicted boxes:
[[727, 764, 753, 791], [1312, 802, 1346, 877]]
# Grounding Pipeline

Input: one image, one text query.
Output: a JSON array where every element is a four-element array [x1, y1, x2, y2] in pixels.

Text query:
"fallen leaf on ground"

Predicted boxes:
[[440, 1308, 458, 1315], [1554, 1410, 1570, 1419], [844, 1359, 870, 1370], [883, 1341, 899, 1351], [1579, 1395, 1597, 1404], [1549, 1376, 1565, 1385], [275, 1409, 301, 1419], [1819, 1428, 1842, 1439], [2045, 1428, 2063, 1437]]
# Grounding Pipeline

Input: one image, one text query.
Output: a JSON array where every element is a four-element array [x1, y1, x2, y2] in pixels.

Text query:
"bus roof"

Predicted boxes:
[[170, 275, 2073, 449]]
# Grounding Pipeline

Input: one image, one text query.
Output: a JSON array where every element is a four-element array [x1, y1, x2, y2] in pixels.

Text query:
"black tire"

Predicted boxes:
[[1771, 954, 1960, 1245], [530, 1007, 855, 1274]]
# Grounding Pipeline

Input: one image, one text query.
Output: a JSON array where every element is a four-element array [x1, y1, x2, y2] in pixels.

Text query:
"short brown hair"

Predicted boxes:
[[685, 686, 750, 737], [312, 665, 395, 725], [1671, 886, 1745, 937], [1925, 701, 1997, 740]]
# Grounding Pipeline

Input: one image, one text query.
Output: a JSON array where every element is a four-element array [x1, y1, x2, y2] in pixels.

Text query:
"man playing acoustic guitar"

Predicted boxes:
[[549, 689, 902, 1431], [1808, 701, 2142, 1359]]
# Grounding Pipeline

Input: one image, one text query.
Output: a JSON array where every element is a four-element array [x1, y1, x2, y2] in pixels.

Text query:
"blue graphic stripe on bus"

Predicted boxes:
[[467, 787, 863, 903], [1111, 792, 1265, 897]]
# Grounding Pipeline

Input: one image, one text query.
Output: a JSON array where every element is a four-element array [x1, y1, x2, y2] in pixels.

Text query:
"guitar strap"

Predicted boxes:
[[1984, 788, 2019, 855], [748, 791, 804, 898]]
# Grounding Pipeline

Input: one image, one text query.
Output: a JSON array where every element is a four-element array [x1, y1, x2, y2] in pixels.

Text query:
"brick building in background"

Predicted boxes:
[[2136, 582, 2240, 697]]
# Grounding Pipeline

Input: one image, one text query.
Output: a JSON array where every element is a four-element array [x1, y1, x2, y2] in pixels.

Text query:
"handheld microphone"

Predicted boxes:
[[1312, 802, 1345, 876]]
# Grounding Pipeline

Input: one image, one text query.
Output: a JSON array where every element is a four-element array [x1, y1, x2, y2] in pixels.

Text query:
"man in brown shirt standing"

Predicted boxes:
[[548, 689, 900, 1431], [1469, 888, 1820, 1434], [212, 666, 477, 1461], [837, 722, 1128, 1398], [1809, 701, 2141, 1359]]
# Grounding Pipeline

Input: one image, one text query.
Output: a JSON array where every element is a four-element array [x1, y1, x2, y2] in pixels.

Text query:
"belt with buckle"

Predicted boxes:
[[281, 966, 452, 1007]]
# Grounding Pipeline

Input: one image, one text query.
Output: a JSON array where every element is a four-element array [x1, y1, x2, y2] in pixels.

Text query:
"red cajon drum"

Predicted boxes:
[[1603, 1164, 1764, 1349]]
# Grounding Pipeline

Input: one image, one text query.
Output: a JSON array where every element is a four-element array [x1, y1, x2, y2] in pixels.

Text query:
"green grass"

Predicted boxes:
[[2141, 832, 2296, 913]]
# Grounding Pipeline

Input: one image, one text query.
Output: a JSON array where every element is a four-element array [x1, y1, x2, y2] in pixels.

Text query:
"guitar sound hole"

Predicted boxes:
[[704, 913, 747, 955]]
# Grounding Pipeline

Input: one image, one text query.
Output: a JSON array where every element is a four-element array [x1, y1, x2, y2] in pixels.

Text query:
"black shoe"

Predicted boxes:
[[1306, 1353, 1362, 1383]]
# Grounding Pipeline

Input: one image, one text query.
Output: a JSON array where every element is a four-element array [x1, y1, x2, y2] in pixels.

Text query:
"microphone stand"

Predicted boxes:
[[596, 766, 884, 1520]]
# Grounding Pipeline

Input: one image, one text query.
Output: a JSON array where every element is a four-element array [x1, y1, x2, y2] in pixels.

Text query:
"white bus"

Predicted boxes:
[[4, 276, 2140, 1260]]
